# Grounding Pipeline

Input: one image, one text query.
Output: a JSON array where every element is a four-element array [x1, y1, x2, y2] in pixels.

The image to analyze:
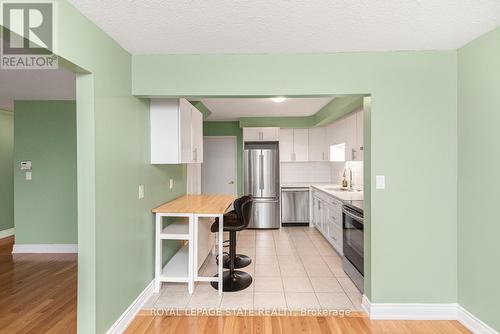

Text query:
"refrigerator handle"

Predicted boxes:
[[259, 153, 264, 190]]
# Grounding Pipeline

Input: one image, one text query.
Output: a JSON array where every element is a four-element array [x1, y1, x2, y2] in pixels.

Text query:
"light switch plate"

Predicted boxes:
[[169, 179, 174, 189], [25, 171, 32, 181], [376, 175, 385, 189], [138, 185, 145, 199]]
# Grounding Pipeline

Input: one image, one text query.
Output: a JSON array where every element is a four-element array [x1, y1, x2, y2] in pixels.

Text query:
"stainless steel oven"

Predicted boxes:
[[342, 201, 364, 292]]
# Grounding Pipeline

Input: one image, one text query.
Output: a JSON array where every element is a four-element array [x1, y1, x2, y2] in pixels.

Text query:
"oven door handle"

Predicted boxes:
[[343, 207, 364, 222]]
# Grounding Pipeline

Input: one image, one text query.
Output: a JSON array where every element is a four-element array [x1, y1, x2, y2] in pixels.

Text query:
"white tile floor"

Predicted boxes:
[[144, 226, 363, 312]]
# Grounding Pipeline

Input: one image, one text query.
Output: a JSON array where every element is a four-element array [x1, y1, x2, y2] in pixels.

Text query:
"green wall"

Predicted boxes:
[[203, 121, 243, 195], [133, 52, 459, 305], [457, 26, 500, 332], [9, 1, 499, 332], [0, 110, 14, 233], [47, 2, 188, 332], [13, 101, 77, 244]]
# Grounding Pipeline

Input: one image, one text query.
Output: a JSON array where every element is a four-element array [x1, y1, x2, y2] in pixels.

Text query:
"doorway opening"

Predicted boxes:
[[146, 95, 370, 314], [0, 66, 78, 332]]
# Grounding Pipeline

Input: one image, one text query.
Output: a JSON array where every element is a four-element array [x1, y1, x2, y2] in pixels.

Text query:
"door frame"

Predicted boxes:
[[202, 136, 238, 196]]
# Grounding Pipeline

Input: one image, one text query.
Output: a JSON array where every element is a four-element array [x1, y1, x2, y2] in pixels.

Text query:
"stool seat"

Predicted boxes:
[[210, 216, 243, 232]]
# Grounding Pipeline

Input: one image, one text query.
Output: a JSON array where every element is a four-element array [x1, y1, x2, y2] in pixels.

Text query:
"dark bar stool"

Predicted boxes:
[[210, 197, 253, 292], [211, 195, 252, 269]]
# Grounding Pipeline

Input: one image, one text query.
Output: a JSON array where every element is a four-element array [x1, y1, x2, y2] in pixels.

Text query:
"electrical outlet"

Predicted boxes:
[[25, 171, 32, 181], [169, 179, 174, 189], [138, 185, 145, 199]]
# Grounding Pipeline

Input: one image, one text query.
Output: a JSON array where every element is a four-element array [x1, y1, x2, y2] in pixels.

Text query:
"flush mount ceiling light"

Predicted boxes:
[[271, 97, 286, 103]]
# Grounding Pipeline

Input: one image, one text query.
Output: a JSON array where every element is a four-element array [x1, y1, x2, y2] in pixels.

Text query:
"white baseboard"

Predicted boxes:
[[0, 228, 14, 239], [106, 280, 154, 334], [457, 305, 498, 334], [12, 243, 78, 253], [363, 296, 498, 334]]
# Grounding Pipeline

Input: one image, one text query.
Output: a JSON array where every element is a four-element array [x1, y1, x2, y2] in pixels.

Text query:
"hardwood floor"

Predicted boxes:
[[126, 314, 471, 334], [0, 236, 77, 334]]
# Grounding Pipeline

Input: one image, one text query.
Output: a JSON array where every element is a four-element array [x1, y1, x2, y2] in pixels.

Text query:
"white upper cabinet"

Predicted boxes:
[[293, 129, 309, 161], [308, 127, 328, 161], [326, 109, 363, 162], [190, 104, 204, 163], [279, 129, 294, 162], [261, 127, 280, 141], [243, 127, 279, 142], [242, 128, 261, 141], [279, 128, 309, 162], [354, 109, 364, 161], [150, 98, 204, 164]]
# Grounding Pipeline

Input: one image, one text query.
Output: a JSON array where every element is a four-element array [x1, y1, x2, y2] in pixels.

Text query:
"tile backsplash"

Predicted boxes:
[[331, 161, 364, 189], [280, 162, 332, 184], [280, 161, 364, 189]]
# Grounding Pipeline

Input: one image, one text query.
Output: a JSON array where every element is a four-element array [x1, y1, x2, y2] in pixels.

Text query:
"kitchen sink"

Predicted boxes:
[[324, 187, 362, 192]]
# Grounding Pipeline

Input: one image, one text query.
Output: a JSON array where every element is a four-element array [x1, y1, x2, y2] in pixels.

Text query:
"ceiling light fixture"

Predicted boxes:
[[271, 97, 286, 103]]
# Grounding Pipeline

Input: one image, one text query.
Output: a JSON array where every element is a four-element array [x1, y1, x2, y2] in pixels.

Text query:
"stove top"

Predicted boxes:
[[346, 200, 364, 212]]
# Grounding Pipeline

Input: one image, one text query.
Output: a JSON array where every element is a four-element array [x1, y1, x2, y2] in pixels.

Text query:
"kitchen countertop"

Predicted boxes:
[[281, 182, 363, 202], [312, 184, 363, 201], [281, 182, 332, 188]]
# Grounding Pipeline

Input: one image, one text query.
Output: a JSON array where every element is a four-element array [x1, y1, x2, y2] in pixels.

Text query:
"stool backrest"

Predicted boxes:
[[240, 197, 253, 229], [234, 195, 252, 221]]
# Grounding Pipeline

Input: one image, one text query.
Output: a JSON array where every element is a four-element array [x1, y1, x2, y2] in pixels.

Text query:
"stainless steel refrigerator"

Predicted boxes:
[[244, 142, 280, 229]]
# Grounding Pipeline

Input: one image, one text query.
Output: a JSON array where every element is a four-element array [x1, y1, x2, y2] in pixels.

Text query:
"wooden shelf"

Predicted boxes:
[[160, 221, 189, 240], [160, 244, 189, 281]]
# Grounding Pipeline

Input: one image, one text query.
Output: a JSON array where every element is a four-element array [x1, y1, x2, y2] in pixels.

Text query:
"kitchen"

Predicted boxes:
[[147, 96, 366, 312]]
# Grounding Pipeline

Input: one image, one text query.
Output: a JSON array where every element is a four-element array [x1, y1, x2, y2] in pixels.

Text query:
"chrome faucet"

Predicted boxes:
[[349, 168, 353, 190]]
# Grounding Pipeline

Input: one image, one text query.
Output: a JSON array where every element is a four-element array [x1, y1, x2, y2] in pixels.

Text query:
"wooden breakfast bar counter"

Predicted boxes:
[[152, 194, 236, 295]]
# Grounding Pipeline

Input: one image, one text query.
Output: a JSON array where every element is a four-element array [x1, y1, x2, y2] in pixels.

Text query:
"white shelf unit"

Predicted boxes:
[[154, 210, 225, 295], [155, 213, 194, 293], [160, 220, 189, 240], [160, 243, 189, 282]]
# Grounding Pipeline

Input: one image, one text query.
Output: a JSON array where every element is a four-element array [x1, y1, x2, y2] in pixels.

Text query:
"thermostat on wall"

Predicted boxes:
[[20, 160, 32, 170]]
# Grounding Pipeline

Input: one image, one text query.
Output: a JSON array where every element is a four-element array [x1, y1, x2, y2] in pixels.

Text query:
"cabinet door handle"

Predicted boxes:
[[322, 152, 325, 161]]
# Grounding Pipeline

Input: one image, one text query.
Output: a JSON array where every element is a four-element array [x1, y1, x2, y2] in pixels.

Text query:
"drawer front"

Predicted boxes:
[[327, 195, 342, 207]]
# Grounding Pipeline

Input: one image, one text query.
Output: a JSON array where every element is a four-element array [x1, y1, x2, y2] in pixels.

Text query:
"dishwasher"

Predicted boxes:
[[281, 187, 310, 226]]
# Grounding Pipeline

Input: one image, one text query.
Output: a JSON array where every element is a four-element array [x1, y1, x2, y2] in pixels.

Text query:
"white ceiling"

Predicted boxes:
[[69, 0, 500, 54], [202, 97, 334, 121], [0, 69, 76, 111]]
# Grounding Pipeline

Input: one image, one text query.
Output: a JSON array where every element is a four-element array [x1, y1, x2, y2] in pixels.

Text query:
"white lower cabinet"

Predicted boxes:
[[311, 189, 343, 255]]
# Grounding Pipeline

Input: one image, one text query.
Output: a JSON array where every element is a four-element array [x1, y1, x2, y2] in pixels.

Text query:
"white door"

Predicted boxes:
[[293, 129, 309, 161], [201, 137, 237, 195]]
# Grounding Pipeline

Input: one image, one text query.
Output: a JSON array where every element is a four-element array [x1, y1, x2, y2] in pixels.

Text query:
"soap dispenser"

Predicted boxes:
[[342, 169, 348, 188]]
